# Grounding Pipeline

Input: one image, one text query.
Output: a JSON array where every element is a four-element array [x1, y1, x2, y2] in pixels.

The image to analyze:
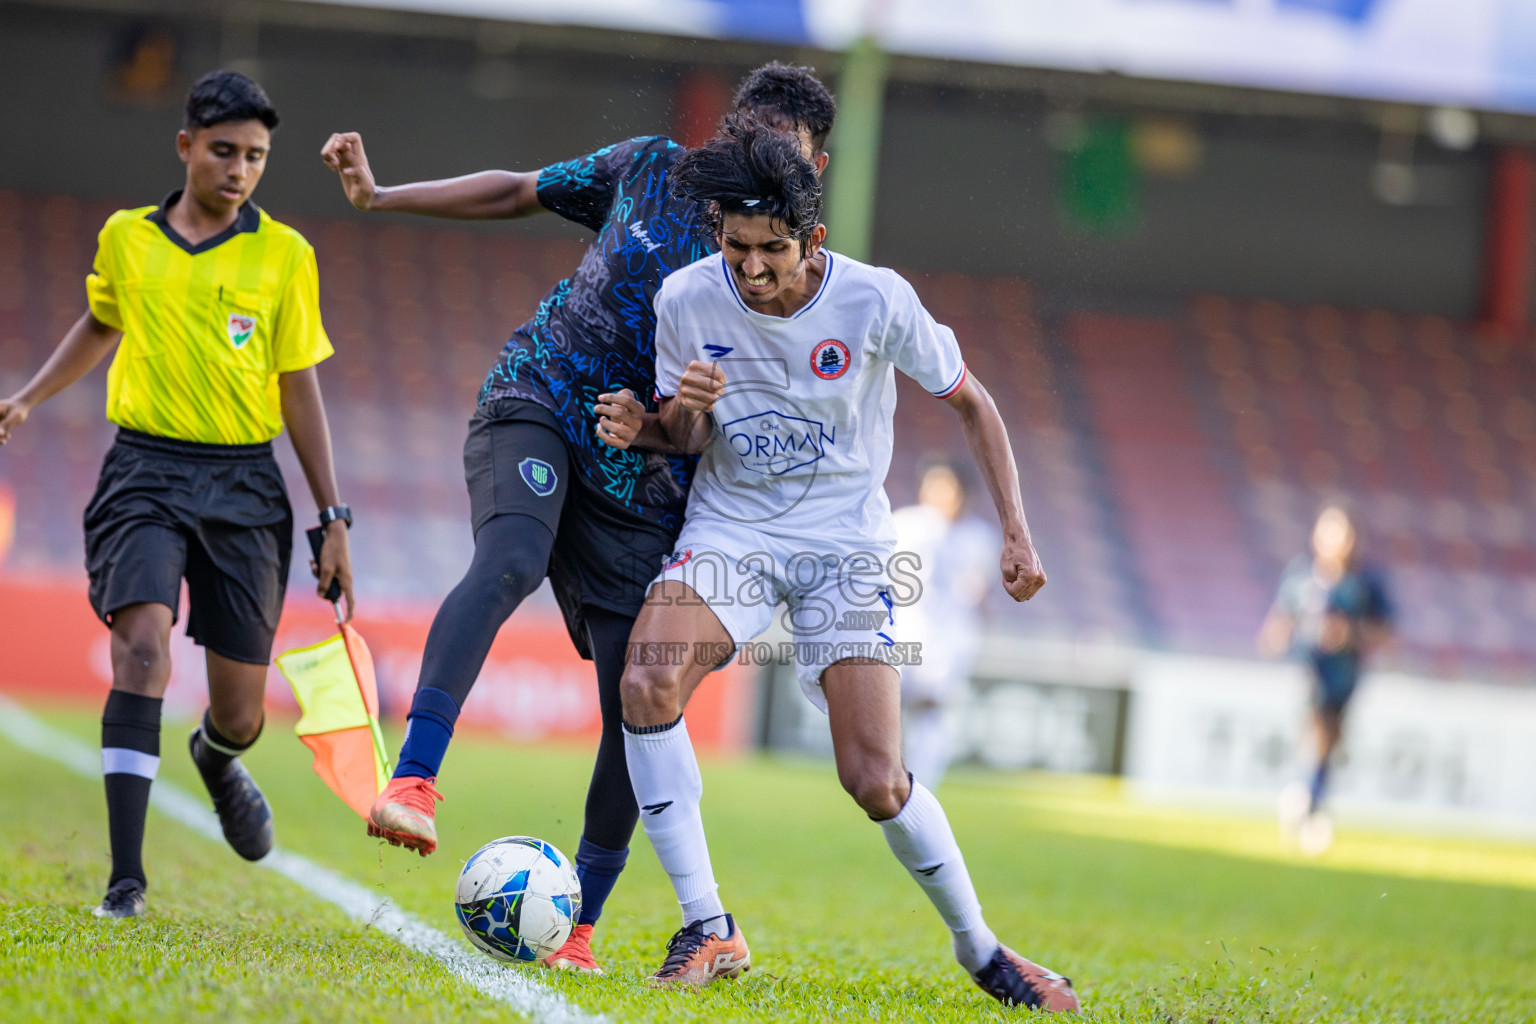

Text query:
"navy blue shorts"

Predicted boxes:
[[1309, 652, 1360, 711], [463, 399, 677, 657]]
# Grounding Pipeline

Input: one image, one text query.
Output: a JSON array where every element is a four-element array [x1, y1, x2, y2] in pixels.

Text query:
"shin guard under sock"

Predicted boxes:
[[623, 717, 725, 928], [394, 687, 461, 780], [573, 838, 628, 927], [879, 779, 998, 973], [101, 691, 162, 888]]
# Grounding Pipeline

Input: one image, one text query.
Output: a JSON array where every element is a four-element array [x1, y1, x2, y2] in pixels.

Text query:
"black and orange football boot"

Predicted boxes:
[[972, 945, 1081, 1012], [647, 915, 751, 987]]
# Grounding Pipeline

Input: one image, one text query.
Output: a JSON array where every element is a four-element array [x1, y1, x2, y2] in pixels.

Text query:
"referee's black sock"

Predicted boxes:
[[101, 690, 162, 888], [193, 707, 262, 784]]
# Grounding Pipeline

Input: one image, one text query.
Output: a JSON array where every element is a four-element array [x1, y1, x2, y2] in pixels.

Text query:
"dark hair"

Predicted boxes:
[[184, 70, 279, 131], [734, 61, 836, 152], [671, 113, 823, 252]]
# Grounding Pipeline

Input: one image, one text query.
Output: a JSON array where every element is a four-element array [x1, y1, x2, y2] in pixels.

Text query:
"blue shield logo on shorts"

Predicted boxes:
[[519, 458, 558, 497]]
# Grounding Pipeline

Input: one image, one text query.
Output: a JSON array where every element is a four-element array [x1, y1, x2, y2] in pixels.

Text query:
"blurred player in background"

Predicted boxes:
[[609, 116, 1078, 1011], [893, 460, 996, 789], [0, 71, 354, 918], [320, 64, 834, 972], [1259, 503, 1393, 855]]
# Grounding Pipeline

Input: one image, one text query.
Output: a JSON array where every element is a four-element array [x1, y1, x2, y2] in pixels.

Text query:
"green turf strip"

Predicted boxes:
[[0, 725, 515, 1024], [8, 706, 1536, 1023]]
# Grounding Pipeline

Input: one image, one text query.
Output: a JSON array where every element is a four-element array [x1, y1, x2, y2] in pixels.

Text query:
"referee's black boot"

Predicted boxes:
[[93, 878, 146, 919], [190, 727, 274, 862]]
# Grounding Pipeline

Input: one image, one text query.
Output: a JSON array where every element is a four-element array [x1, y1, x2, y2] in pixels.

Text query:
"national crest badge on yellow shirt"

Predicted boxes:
[[226, 313, 256, 349]]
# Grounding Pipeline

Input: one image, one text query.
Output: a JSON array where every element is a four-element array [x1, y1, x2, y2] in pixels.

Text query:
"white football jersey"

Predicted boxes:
[[654, 250, 967, 550]]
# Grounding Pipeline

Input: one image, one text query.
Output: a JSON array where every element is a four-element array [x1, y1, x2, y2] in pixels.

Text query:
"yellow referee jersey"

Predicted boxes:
[[86, 191, 334, 445]]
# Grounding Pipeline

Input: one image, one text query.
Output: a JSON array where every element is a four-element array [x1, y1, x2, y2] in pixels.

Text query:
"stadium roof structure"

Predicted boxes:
[[27, 0, 1536, 143], [312, 0, 1536, 115]]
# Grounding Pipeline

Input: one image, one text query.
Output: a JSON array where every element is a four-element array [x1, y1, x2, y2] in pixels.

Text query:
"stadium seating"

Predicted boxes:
[[1, 191, 1531, 677]]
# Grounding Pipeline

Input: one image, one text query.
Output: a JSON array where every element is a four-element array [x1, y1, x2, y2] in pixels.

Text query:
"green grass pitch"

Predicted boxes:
[[3, 704, 1534, 1023]]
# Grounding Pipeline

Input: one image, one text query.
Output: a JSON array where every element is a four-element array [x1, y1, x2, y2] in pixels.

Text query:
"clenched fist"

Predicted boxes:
[[678, 360, 727, 414], [0, 397, 30, 445], [321, 132, 379, 211], [595, 389, 644, 450], [1000, 535, 1047, 602]]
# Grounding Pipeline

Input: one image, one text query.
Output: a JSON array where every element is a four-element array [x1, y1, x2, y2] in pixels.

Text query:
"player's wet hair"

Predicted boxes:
[[184, 70, 280, 131], [670, 113, 823, 253], [734, 62, 836, 152]]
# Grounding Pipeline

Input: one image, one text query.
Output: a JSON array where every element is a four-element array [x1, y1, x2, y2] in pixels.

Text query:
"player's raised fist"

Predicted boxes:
[[321, 132, 378, 211], [1000, 536, 1046, 602], [678, 360, 727, 413], [0, 397, 30, 445], [595, 389, 644, 450]]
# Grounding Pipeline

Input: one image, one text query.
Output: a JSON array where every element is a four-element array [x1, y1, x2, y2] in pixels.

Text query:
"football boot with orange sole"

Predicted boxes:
[[647, 915, 750, 987], [972, 945, 1081, 1012]]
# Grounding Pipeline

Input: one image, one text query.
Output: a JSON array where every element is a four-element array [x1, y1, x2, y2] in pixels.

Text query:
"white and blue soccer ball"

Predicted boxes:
[[454, 836, 582, 963]]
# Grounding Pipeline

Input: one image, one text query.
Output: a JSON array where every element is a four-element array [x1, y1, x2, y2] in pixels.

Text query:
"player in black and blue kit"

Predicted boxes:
[[1259, 503, 1393, 853], [321, 63, 835, 971]]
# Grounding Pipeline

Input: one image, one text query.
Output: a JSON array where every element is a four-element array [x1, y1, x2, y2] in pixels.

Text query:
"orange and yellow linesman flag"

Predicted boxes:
[[276, 623, 389, 818]]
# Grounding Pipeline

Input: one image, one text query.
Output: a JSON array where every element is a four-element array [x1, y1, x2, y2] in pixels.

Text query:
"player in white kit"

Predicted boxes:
[[602, 116, 1080, 1011]]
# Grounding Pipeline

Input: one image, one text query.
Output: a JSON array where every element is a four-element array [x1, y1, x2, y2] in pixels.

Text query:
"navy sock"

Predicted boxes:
[[394, 687, 461, 780], [1309, 760, 1330, 813], [574, 837, 629, 927]]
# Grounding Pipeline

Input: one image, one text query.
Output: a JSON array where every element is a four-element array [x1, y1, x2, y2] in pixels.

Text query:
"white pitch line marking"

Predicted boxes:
[[0, 695, 601, 1024]]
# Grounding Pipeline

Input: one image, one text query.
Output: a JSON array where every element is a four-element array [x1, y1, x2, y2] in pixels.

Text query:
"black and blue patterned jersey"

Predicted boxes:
[[479, 136, 714, 534], [1274, 555, 1394, 658]]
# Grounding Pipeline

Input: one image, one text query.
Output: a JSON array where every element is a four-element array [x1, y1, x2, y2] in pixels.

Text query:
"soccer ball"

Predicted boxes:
[[454, 836, 582, 962]]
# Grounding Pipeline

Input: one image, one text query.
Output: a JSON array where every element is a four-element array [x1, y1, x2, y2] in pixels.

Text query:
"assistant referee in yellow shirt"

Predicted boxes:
[[0, 70, 356, 919]]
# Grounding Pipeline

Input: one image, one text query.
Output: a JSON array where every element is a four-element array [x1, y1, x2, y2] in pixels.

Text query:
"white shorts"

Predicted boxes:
[[653, 517, 916, 711]]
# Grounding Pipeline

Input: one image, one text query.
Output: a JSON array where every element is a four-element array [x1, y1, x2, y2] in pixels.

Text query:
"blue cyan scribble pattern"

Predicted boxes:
[[479, 136, 713, 533]]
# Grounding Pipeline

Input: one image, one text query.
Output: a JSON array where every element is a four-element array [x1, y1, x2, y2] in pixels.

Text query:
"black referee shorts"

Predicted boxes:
[[83, 428, 294, 665], [465, 399, 677, 657]]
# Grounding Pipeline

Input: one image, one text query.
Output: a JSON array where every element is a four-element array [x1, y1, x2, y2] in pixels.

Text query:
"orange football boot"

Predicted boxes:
[[366, 776, 444, 856], [647, 915, 750, 987], [972, 945, 1081, 1012], [544, 923, 602, 973]]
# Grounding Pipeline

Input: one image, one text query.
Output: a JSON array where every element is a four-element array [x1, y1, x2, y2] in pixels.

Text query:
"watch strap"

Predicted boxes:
[[319, 505, 352, 529]]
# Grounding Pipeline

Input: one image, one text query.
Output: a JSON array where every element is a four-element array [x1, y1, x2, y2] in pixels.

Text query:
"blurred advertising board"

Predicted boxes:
[[325, 0, 1536, 114], [760, 632, 1536, 832], [758, 631, 1133, 776], [0, 576, 754, 752], [1126, 654, 1536, 832], [760, 669, 1129, 775]]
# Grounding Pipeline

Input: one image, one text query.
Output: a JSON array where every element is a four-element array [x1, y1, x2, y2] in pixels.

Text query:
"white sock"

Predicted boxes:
[[880, 780, 999, 974], [624, 717, 726, 929], [685, 908, 731, 938]]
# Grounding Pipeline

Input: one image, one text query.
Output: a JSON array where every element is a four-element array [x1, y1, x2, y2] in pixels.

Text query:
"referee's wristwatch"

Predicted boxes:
[[319, 504, 353, 530]]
